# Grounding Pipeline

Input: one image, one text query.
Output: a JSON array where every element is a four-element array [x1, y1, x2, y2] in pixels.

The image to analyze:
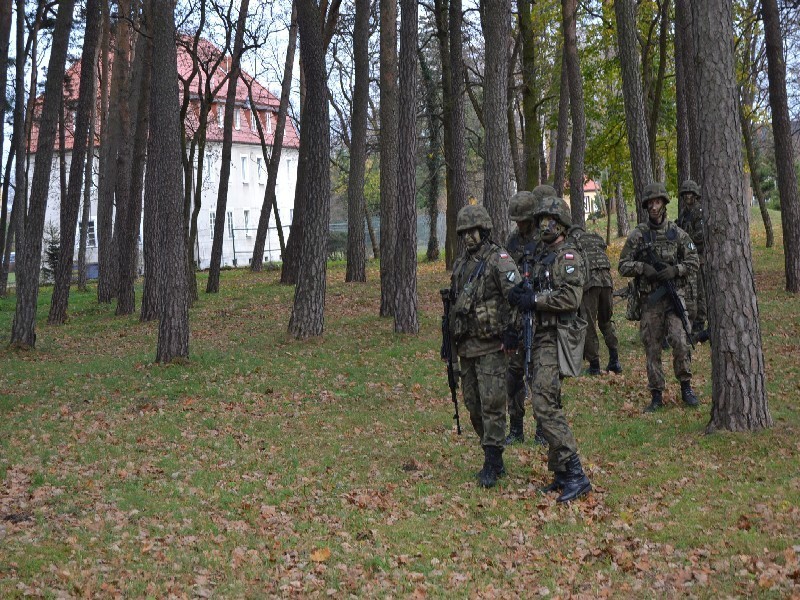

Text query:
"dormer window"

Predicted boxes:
[[250, 110, 258, 132]]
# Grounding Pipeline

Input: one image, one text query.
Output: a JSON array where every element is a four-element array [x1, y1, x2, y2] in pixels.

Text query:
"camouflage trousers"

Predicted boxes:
[[506, 350, 527, 423], [530, 328, 578, 472], [640, 297, 692, 391], [582, 285, 618, 362], [459, 351, 508, 448]]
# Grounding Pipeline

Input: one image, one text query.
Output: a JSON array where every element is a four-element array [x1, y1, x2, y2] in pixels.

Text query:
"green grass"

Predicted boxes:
[[0, 207, 798, 597]]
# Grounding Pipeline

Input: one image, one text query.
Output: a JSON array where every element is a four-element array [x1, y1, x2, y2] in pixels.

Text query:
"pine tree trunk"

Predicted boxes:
[[562, 0, 585, 228], [480, 0, 511, 242], [419, 48, 441, 262], [739, 101, 774, 248], [288, 0, 330, 339], [761, 0, 800, 292], [519, 0, 540, 189], [149, 0, 188, 362], [674, 0, 691, 184], [252, 2, 296, 272], [615, 181, 629, 238], [0, 0, 12, 266], [11, 0, 75, 348], [676, 0, 701, 181], [206, 0, 249, 294], [614, 0, 652, 223], [394, 0, 419, 334], [552, 46, 568, 196], [693, 0, 770, 432], [49, 0, 101, 324], [345, 0, 369, 282]]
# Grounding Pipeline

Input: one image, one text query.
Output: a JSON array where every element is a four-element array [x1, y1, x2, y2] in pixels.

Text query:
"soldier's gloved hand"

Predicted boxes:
[[502, 328, 519, 352], [655, 265, 678, 282], [641, 264, 659, 281], [508, 283, 535, 311]]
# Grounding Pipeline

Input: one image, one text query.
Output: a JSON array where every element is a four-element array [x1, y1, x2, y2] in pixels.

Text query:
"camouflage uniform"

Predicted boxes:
[[618, 183, 700, 410], [508, 197, 592, 503], [571, 228, 620, 374], [676, 180, 706, 332], [448, 205, 520, 487]]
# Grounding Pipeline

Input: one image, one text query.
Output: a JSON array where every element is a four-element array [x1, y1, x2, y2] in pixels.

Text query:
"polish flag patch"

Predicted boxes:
[[500, 253, 509, 258], [565, 253, 574, 260]]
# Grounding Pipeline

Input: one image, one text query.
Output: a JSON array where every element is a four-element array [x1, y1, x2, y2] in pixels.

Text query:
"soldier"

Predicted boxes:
[[618, 182, 700, 412], [447, 204, 521, 488], [503, 185, 554, 446], [508, 196, 592, 503], [676, 179, 709, 343], [570, 227, 622, 375]]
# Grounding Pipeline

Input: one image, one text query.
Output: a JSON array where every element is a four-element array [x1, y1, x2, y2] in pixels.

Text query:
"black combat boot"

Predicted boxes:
[[644, 389, 663, 413], [540, 470, 567, 493], [556, 455, 592, 503], [585, 359, 601, 376], [477, 446, 505, 488], [533, 420, 548, 447], [680, 380, 699, 407], [606, 348, 623, 374], [505, 417, 525, 445]]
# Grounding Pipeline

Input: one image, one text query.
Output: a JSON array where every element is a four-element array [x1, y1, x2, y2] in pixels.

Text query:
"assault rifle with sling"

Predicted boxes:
[[440, 288, 461, 435], [520, 250, 535, 385]]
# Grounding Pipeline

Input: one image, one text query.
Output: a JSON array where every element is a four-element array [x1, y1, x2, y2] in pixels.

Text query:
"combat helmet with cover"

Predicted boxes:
[[533, 195, 572, 228], [508, 191, 536, 222], [641, 182, 670, 208], [679, 179, 701, 197], [456, 204, 493, 233]]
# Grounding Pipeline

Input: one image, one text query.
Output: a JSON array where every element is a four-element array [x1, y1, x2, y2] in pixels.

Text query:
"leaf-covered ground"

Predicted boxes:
[[1, 212, 799, 598]]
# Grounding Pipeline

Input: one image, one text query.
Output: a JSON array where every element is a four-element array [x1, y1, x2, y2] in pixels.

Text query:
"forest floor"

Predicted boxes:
[[1, 208, 798, 598]]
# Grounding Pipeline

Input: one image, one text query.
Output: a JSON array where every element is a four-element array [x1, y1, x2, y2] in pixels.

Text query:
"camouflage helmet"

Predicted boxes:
[[456, 204, 493, 233], [531, 184, 557, 202], [508, 191, 536, 222], [679, 179, 701, 197], [641, 182, 670, 208], [533, 196, 572, 228]]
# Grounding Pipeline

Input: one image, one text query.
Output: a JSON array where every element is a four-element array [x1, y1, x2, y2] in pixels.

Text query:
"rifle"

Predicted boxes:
[[520, 250, 535, 386], [639, 238, 695, 347], [440, 288, 462, 435]]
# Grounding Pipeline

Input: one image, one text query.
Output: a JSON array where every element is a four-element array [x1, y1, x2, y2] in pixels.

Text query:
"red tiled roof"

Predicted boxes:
[[29, 37, 299, 153]]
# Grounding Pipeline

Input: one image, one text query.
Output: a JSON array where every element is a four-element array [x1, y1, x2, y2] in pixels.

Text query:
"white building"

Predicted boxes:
[[32, 37, 299, 274]]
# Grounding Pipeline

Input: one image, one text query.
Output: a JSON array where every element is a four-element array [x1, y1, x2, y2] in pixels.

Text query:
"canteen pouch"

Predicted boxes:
[[557, 315, 587, 378]]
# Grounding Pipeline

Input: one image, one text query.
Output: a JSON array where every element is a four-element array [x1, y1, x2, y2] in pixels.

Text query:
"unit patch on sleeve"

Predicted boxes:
[[506, 271, 516, 283], [565, 265, 575, 274]]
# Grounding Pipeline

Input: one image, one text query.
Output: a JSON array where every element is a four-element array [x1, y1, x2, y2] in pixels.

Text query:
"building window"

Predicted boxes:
[[234, 107, 241, 130], [227, 211, 234, 238], [240, 155, 249, 183], [210, 211, 216, 232], [250, 110, 258, 132], [265, 112, 273, 134], [256, 157, 265, 184], [87, 219, 96, 247], [217, 104, 224, 128], [244, 210, 251, 237]]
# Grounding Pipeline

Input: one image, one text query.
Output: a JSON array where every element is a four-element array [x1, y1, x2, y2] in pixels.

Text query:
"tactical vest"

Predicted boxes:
[[632, 222, 687, 296]]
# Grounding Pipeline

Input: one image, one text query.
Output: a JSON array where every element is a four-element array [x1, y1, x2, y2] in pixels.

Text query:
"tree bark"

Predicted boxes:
[[740, 101, 774, 248], [345, 0, 369, 282], [614, 0, 653, 223], [48, 0, 102, 324], [206, 0, 249, 293], [0, 141, 15, 295], [552, 45, 568, 196], [693, 0, 770, 432], [676, 0, 701, 181], [149, 0, 189, 362], [646, 0, 669, 178], [419, 48, 441, 262], [393, 0, 419, 333], [288, 0, 330, 339], [480, 0, 512, 242], [251, 2, 296, 272], [379, 0, 398, 313], [615, 180, 630, 238], [519, 0, 540, 189], [0, 0, 12, 266], [562, 0, 585, 228], [11, 0, 75, 348], [761, 0, 800, 292], [7, 0, 25, 300], [674, 0, 691, 184]]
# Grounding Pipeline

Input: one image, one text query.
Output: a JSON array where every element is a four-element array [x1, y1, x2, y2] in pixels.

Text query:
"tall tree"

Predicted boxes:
[[0, 0, 13, 268], [552, 45, 568, 196], [562, 0, 585, 227], [418, 46, 441, 262], [692, 0, 770, 432], [614, 0, 653, 223], [11, 0, 75, 348], [148, 0, 188, 362], [676, 0, 701, 182], [250, 2, 296, 272], [288, 0, 331, 338], [207, 0, 250, 294], [480, 0, 512, 242], [7, 0, 26, 300], [379, 0, 398, 312], [48, 0, 102, 324], [394, 0, 419, 333], [761, 0, 800, 292], [345, 0, 370, 282]]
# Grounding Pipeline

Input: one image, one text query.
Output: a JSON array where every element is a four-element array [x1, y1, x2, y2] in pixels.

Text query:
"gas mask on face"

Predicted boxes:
[[538, 216, 563, 243]]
